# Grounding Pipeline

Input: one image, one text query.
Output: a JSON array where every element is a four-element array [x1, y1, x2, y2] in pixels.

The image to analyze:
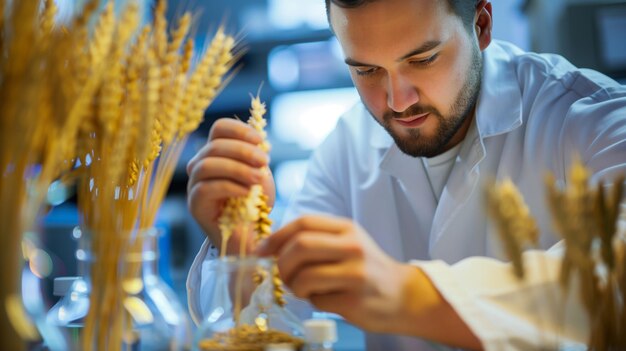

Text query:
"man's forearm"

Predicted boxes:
[[397, 264, 483, 350]]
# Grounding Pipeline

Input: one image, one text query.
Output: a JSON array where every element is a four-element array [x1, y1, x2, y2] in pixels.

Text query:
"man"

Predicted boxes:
[[186, 0, 626, 349]]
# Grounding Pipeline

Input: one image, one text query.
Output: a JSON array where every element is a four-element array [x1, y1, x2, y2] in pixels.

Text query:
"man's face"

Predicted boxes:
[[330, 0, 483, 158]]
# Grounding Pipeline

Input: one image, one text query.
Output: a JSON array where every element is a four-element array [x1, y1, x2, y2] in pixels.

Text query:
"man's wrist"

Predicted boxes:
[[397, 264, 483, 350], [396, 264, 442, 334]]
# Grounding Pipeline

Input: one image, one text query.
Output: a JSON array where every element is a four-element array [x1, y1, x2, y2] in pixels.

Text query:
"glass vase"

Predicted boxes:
[[194, 256, 305, 351], [47, 227, 191, 350]]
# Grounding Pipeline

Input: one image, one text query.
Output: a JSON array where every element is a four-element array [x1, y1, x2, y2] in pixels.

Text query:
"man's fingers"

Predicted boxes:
[[256, 215, 353, 256], [188, 180, 250, 217], [208, 118, 263, 144], [308, 291, 357, 319], [288, 263, 361, 300], [187, 139, 268, 175], [188, 157, 266, 191], [274, 232, 354, 284]]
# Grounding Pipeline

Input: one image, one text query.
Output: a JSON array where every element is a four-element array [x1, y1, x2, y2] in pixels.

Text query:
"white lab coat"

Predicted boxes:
[[187, 41, 626, 350]]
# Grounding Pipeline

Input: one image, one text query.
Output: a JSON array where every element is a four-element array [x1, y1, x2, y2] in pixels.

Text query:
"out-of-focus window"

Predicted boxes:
[[597, 6, 626, 71], [268, 38, 349, 91], [270, 87, 359, 150], [267, 0, 328, 30]]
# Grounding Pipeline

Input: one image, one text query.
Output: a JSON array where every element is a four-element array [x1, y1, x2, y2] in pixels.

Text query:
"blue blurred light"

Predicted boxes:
[[267, 0, 328, 30], [270, 88, 359, 149], [268, 46, 300, 90]]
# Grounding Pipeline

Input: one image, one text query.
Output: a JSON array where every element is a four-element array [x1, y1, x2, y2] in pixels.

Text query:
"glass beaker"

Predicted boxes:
[[47, 227, 191, 350], [194, 256, 304, 351]]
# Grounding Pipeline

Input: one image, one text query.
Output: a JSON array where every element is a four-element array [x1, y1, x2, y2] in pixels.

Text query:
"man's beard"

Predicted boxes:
[[369, 44, 482, 158]]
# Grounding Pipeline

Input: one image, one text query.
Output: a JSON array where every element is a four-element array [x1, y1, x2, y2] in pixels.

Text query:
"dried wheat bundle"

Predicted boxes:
[[210, 96, 294, 351], [71, 0, 236, 349], [488, 158, 626, 349], [218, 96, 272, 258], [0, 0, 109, 349], [486, 178, 540, 279], [545, 160, 625, 350]]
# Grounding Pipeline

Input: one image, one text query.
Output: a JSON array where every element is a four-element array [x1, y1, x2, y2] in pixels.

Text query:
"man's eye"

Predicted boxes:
[[410, 53, 440, 66], [354, 67, 379, 76]]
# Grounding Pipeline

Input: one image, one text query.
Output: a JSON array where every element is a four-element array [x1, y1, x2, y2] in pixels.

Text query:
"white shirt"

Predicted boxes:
[[423, 143, 462, 202], [187, 41, 626, 350]]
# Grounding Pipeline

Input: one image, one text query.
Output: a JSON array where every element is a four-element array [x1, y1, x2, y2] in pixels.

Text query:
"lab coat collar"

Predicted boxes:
[[475, 40, 524, 138]]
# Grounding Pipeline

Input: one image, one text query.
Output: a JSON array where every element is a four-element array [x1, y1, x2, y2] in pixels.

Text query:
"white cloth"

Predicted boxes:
[[187, 40, 626, 350]]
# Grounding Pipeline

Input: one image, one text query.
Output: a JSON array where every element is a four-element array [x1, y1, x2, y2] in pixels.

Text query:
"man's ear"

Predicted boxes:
[[474, 0, 492, 51]]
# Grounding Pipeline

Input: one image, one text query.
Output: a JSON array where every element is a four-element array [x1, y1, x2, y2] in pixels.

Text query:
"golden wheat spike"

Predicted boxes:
[[124, 28, 150, 186], [218, 197, 241, 257], [546, 160, 600, 314], [271, 263, 288, 307], [116, 2, 140, 47], [255, 194, 272, 243], [195, 35, 235, 115], [88, 2, 115, 68], [128, 160, 140, 186], [97, 66, 123, 136], [144, 48, 162, 166], [161, 73, 185, 145], [41, 0, 57, 34], [486, 178, 539, 279], [181, 40, 194, 74], [159, 76, 178, 145], [128, 25, 152, 166], [248, 95, 271, 153], [181, 31, 235, 136], [153, 0, 167, 61], [166, 12, 192, 64], [73, 0, 99, 28], [97, 1, 140, 145], [177, 29, 225, 135], [145, 49, 162, 148], [107, 98, 136, 186], [69, 3, 94, 93], [158, 12, 192, 145]]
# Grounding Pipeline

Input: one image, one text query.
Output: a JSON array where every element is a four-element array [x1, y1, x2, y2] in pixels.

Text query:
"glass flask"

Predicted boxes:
[[302, 319, 337, 351], [47, 227, 191, 350], [194, 256, 305, 351], [21, 229, 69, 351]]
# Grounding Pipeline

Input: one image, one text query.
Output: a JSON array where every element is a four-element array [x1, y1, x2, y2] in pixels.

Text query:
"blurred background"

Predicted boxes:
[[41, 0, 626, 349]]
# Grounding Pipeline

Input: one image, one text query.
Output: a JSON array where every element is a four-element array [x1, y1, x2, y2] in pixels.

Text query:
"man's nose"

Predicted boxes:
[[386, 73, 419, 113]]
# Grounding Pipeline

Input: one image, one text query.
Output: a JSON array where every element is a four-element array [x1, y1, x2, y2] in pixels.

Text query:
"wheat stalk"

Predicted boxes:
[[0, 1, 109, 349], [486, 178, 539, 278], [491, 158, 626, 349]]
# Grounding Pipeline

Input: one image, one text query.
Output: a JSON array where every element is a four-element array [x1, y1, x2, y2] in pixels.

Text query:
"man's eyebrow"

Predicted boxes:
[[344, 57, 375, 67], [344, 40, 442, 67], [398, 40, 442, 61]]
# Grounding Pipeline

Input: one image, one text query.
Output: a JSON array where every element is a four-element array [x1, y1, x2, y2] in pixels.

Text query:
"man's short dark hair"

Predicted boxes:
[[324, 0, 482, 32]]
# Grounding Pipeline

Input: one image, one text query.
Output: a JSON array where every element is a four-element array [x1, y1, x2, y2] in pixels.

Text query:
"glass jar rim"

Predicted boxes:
[[208, 255, 274, 271], [76, 226, 163, 238]]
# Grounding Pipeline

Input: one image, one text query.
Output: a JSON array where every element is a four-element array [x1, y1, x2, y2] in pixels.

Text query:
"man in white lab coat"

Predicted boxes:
[[186, 0, 626, 349]]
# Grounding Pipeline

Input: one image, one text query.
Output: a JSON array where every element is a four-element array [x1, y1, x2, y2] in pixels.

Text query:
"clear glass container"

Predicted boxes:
[[22, 229, 70, 351], [194, 256, 304, 351], [302, 319, 336, 351], [46, 227, 191, 350]]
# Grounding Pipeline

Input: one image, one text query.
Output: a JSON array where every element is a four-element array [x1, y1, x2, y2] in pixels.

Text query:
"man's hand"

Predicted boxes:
[[187, 118, 275, 254], [254, 215, 422, 333], [255, 214, 482, 350]]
